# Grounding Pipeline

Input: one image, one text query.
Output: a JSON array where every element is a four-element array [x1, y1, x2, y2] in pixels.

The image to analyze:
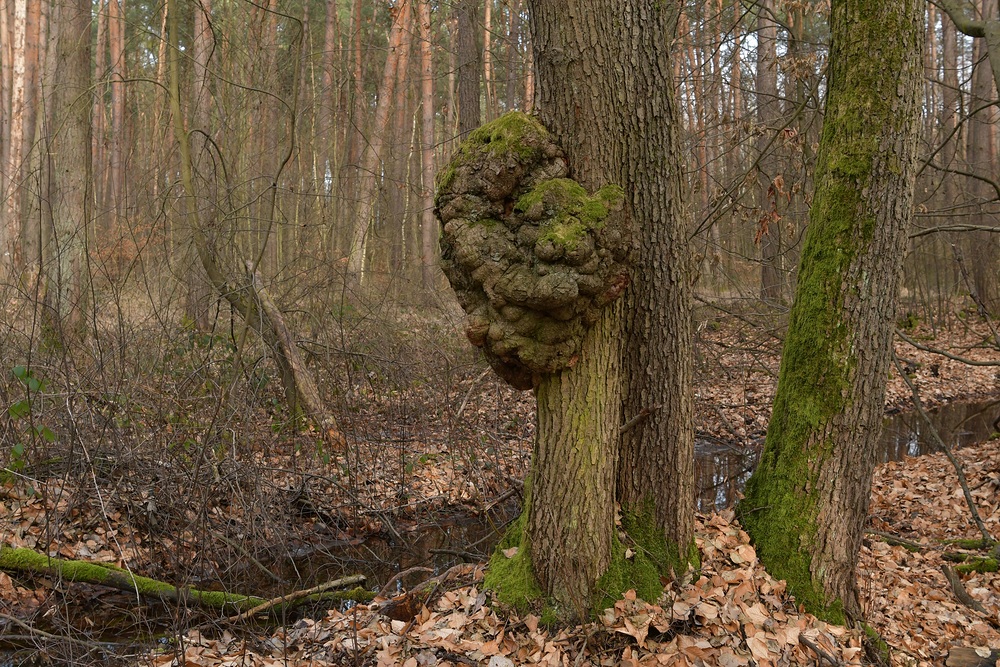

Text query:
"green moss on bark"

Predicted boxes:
[[735, 77, 875, 625], [484, 509, 557, 623]]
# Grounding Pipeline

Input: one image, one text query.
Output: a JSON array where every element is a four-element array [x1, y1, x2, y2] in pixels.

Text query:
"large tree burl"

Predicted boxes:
[[435, 112, 630, 390]]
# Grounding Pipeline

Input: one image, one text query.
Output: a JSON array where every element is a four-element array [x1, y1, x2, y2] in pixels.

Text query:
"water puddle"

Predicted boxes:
[[695, 397, 1000, 511]]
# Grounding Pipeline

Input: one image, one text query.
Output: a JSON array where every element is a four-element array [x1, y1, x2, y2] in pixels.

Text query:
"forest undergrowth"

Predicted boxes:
[[1, 289, 998, 666]]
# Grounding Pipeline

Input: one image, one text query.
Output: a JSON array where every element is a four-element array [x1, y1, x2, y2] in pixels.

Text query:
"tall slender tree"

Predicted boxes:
[[42, 0, 93, 336], [738, 0, 924, 621]]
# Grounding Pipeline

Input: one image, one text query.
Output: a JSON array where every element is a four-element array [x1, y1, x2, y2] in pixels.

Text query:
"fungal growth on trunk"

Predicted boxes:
[[435, 112, 629, 390]]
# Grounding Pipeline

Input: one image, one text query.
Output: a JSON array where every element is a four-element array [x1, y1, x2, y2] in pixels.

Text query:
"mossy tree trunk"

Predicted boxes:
[[737, 0, 923, 622], [525, 303, 622, 618], [488, 0, 692, 621]]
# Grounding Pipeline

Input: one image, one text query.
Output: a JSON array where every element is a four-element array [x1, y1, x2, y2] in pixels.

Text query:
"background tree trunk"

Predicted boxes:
[[456, 0, 480, 137], [42, 0, 93, 337], [756, 0, 783, 303], [737, 0, 924, 621], [965, 0, 999, 314], [418, 0, 437, 290]]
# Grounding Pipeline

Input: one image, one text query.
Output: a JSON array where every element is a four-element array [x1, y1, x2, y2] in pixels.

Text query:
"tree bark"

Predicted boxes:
[[612, 2, 695, 569], [491, 0, 692, 620], [456, 0, 480, 137], [737, 0, 923, 621], [418, 0, 437, 290], [41, 0, 92, 337]]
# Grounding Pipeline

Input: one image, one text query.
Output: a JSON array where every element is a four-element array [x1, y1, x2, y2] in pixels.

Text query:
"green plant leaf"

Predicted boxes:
[[8, 400, 30, 420]]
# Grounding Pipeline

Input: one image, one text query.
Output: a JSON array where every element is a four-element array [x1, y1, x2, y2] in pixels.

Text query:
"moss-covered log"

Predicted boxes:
[[0, 546, 370, 613], [737, 0, 924, 622]]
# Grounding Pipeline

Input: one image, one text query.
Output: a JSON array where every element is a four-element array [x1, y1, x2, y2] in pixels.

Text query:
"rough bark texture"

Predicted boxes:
[[455, 0, 480, 137], [42, 0, 92, 336], [527, 302, 622, 616], [737, 0, 923, 621], [484, 0, 692, 619], [609, 2, 695, 568]]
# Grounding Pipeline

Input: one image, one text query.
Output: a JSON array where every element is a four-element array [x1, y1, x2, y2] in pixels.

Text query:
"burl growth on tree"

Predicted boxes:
[[435, 112, 630, 390]]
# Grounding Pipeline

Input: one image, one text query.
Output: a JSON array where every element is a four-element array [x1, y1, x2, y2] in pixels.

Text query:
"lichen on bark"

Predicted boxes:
[[435, 112, 629, 390]]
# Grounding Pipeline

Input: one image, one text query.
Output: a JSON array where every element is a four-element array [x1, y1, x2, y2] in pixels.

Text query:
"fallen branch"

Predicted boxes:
[[940, 563, 987, 614], [895, 328, 1000, 367], [248, 264, 346, 447], [0, 612, 106, 652], [798, 634, 843, 667], [227, 573, 368, 623], [0, 546, 368, 615], [377, 566, 434, 599], [868, 531, 925, 552]]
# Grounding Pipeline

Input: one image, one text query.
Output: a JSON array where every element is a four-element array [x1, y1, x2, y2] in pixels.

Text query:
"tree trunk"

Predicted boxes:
[[1, 0, 27, 272], [42, 0, 92, 337], [418, 0, 437, 290], [966, 0, 999, 314], [108, 0, 125, 232], [756, 0, 783, 303], [488, 0, 692, 620], [456, 0, 480, 137], [525, 305, 622, 617], [737, 0, 923, 622], [346, 0, 411, 288], [613, 2, 694, 570]]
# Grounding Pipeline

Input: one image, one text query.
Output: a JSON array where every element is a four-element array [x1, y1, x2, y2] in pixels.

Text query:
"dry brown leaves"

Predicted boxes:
[[863, 438, 1000, 666], [145, 513, 868, 667]]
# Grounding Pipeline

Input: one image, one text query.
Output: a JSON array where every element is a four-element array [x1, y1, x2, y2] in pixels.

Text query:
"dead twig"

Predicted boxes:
[[799, 633, 844, 667], [226, 573, 368, 623], [868, 530, 926, 552], [377, 566, 434, 599], [0, 613, 106, 651]]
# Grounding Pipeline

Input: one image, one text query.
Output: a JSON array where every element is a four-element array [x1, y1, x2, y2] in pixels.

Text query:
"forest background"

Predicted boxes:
[[0, 0, 999, 664]]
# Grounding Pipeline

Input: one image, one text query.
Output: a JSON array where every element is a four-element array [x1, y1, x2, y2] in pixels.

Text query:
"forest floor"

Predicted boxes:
[[1, 305, 999, 666]]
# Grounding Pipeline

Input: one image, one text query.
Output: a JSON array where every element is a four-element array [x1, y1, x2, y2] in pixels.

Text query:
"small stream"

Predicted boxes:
[[304, 397, 1000, 590], [695, 397, 1000, 512]]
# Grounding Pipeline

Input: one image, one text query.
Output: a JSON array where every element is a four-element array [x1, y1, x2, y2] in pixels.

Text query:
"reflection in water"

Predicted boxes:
[[694, 398, 1000, 512], [273, 399, 1000, 590]]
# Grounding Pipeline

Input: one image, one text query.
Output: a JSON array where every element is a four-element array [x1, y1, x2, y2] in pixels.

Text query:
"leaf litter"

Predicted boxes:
[[2, 312, 1000, 665], [141, 432, 1000, 667]]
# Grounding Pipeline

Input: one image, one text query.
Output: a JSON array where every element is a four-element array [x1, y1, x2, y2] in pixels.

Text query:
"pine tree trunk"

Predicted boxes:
[[756, 0, 783, 303], [738, 0, 923, 621], [418, 0, 437, 290], [42, 0, 92, 336], [456, 0, 480, 137]]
